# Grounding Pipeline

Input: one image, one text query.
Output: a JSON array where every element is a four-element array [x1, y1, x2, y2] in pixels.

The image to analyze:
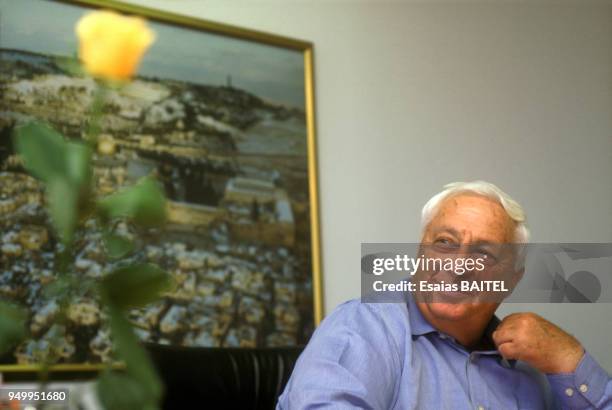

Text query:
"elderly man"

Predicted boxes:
[[277, 181, 611, 409]]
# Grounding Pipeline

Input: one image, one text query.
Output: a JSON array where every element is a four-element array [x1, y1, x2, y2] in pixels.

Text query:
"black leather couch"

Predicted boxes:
[[145, 343, 304, 410]]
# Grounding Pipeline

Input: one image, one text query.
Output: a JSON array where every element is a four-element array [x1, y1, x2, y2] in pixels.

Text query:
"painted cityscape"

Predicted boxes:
[[0, 0, 315, 365]]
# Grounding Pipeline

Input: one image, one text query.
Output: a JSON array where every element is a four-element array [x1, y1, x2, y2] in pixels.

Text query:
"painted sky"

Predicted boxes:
[[0, 0, 306, 108]]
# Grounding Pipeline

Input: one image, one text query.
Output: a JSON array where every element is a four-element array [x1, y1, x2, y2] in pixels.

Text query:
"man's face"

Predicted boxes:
[[417, 194, 519, 323]]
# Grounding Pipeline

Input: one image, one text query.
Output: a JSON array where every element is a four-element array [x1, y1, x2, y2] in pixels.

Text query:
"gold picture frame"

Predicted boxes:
[[0, 0, 322, 374]]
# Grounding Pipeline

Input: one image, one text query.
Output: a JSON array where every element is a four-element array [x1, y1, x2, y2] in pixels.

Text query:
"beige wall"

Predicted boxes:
[[124, 0, 612, 370]]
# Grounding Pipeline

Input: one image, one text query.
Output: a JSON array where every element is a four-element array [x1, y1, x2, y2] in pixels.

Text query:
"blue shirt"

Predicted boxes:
[[278, 296, 611, 409]]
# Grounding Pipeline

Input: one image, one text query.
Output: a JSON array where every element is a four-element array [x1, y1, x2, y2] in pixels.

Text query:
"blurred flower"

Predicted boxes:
[[76, 10, 155, 81]]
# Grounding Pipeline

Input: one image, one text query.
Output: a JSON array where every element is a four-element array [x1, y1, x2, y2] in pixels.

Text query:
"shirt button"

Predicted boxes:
[[579, 384, 588, 393], [477, 406, 485, 410], [565, 387, 574, 397], [439, 334, 448, 340], [469, 353, 477, 363]]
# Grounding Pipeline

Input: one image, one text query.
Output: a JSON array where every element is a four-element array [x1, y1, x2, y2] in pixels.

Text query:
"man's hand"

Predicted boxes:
[[492, 312, 584, 374]]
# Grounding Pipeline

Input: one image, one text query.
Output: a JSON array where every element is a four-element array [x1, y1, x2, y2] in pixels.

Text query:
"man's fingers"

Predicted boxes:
[[493, 324, 520, 360], [497, 341, 520, 360], [493, 312, 583, 373], [492, 327, 514, 346]]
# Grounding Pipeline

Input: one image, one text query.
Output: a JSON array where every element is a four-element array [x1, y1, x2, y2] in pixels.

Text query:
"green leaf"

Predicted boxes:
[[104, 233, 134, 259], [0, 302, 26, 354], [13, 122, 69, 182], [107, 306, 162, 403], [97, 371, 155, 410], [43, 277, 71, 299], [97, 177, 167, 227], [47, 179, 78, 244], [43, 275, 77, 300], [13, 122, 92, 243], [13, 122, 92, 186], [64, 140, 93, 188], [100, 263, 172, 310]]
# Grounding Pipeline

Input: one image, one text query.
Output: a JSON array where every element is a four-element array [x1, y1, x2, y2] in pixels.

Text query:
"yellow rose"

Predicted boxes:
[[76, 10, 155, 81]]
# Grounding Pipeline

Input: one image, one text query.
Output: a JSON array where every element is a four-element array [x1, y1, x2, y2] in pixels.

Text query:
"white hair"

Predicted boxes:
[[420, 181, 530, 244]]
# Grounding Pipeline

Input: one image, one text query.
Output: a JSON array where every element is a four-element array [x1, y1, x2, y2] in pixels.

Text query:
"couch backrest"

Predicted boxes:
[[146, 343, 304, 409]]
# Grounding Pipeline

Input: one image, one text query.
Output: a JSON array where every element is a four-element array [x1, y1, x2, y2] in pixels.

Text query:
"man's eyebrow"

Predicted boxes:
[[430, 226, 502, 246], [468, 242, 503, 253], [430, 226, 460, 237]]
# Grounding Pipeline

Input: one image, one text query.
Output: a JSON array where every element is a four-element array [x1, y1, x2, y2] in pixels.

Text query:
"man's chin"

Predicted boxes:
[[425, 302, 475, 322]]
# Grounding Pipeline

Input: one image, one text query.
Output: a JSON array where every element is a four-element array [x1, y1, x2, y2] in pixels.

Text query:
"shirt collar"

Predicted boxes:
[[406, 294, 515, 368], [407, 293, 502, 339], [406, 292, 438, 336], [482, 315, 501, 347]]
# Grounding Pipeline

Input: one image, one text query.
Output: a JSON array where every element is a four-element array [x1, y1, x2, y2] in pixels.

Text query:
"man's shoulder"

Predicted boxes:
[[279, 299, 413, 408], [326, 298, 411, 324], [296, 299, 413, 383], [313, 298, 414, 351]]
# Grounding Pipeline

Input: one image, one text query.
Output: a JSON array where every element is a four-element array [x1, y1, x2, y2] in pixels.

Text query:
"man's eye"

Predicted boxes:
[[433, 238, 458, 251], [474, 251, 497, 264]]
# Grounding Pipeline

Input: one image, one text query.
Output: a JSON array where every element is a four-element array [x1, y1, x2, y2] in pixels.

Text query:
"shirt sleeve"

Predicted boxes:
[[546, 351, 611, 409], [276, 300, 403, 410]]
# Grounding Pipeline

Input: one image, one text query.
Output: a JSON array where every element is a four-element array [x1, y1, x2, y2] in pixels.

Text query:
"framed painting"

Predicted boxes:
[[0, 0, 322, 371]]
